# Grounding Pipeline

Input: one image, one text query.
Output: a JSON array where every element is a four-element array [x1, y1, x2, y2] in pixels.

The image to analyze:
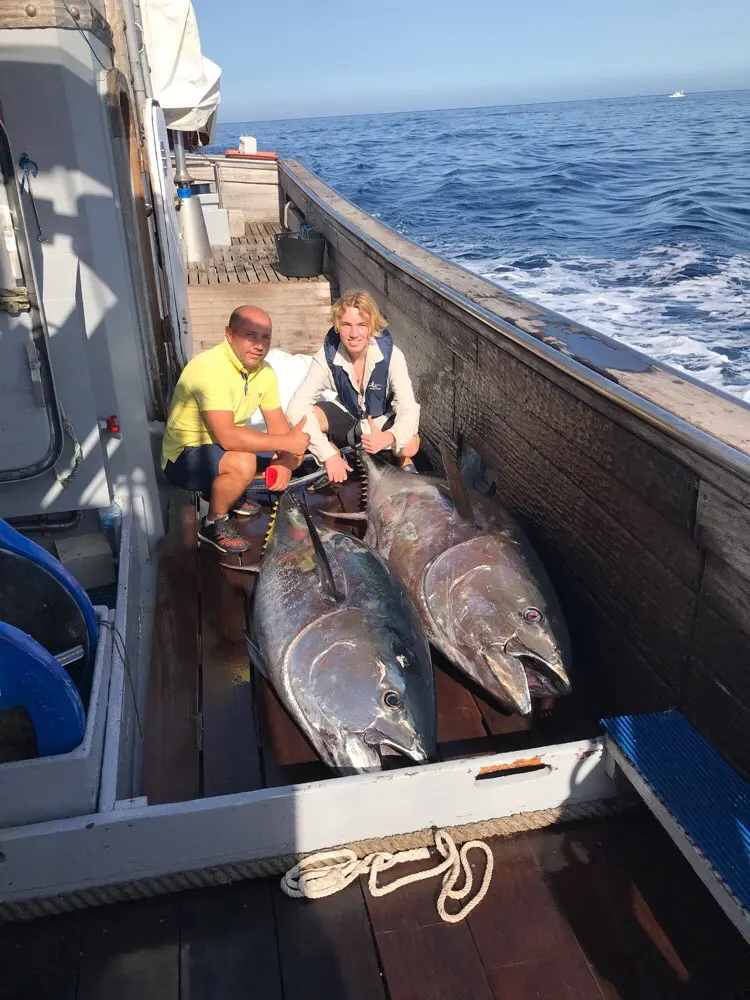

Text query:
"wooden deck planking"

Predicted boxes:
[[199, 548, 263, 796], [187, 278, 334, 357], [0, 908, 84, 1000], [433, 658, 490, 760], [466, 835, 597, 986], [271, 878, 387, 1000], [2, 816, 750, 998], [484, 955, 604, 1000], [76, 896, 181, 1000], [256, 676, 328, 787], [524, 814, 750, 998], [187, 232, 331, 287], [375, 924, 495, 1000], [180, 881, 283, 1000], [141, 492, 201, 805]]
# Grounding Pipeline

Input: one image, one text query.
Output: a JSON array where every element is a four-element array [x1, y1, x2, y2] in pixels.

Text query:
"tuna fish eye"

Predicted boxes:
[[383, 690, 402, 710], [523, 607, 543, 624]]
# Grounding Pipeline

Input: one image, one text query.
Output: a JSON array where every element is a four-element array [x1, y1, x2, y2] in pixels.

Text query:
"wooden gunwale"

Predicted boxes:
[[278, 159, 750, 485]]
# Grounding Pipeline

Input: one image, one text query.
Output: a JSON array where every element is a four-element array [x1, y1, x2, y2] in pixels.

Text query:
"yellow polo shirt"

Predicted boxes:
[[160, 340, 281, 467]]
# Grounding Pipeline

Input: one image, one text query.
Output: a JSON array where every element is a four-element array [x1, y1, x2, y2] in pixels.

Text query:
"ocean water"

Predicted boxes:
[[210, 92, 750, 402]]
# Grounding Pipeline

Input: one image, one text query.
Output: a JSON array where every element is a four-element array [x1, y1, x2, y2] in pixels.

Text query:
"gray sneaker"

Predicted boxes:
[[198, 516, 249, 553]]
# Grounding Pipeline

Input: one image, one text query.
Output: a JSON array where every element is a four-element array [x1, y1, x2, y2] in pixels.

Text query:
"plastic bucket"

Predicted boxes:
[[275, 227, 326, 278]]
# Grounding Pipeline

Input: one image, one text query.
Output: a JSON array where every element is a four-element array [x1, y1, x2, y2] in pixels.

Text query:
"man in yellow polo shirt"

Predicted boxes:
[[161, 305, 310, 554]]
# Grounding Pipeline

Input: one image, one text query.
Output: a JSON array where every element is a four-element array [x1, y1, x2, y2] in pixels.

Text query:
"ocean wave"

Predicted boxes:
[[213, 91, 750, 401], [462, 244, 750, 401]]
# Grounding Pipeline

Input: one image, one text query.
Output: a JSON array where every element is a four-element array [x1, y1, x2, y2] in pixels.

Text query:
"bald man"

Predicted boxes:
[[160, 306, 310, 554]]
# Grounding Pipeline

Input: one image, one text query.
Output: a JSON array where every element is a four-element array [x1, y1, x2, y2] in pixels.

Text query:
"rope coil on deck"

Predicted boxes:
[[0, 797, 640, 923], [281, 828, 493, 923]]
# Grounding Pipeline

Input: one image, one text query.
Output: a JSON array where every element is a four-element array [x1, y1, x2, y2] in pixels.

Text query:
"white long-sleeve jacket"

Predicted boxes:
[[286, 336, 421, 464]]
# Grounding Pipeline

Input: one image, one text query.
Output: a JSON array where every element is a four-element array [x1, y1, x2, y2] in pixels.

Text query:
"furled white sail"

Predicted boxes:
[[139, 0, 221, 139]]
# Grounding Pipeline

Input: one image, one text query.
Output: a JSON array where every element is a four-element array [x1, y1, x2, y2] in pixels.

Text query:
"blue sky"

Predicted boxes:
[[192, 0, 750, 122]]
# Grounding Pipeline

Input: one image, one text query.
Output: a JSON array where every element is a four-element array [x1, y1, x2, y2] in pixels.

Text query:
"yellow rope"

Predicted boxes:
[[280, 827, 493, 923]]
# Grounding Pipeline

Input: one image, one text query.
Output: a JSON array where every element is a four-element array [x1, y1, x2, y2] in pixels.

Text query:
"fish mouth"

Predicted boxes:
[[476, 645, 532, 717], [504, 635, 572, 699], [364, 725, 431, 764]]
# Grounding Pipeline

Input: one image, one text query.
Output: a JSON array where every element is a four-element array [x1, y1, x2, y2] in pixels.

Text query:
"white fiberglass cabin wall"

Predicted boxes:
[[0, 13, 161, 539]]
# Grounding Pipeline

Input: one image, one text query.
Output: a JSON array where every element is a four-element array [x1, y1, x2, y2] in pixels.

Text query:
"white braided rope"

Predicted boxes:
[[280, 828, 493, 923]]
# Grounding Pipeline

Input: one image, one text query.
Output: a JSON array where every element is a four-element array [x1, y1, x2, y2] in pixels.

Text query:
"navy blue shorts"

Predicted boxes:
[[163, 444, 226, 495], [163, 445, 273, 495]]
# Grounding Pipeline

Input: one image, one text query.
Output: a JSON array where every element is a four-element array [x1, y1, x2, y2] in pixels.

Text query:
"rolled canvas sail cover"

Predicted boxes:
[[140, 0, 221, 140]]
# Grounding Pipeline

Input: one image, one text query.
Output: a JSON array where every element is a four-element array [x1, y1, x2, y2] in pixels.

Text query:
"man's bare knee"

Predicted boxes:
[[220, 451, 257, 483]]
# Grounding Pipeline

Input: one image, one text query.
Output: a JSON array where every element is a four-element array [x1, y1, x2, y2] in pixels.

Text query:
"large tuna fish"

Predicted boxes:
[[325, 448, 571, 717], [246, 492, 436, 775]]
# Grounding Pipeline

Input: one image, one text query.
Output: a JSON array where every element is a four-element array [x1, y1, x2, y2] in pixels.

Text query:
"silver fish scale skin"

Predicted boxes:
[[359, 454, 572, 715], [252, 495, 436, 773]]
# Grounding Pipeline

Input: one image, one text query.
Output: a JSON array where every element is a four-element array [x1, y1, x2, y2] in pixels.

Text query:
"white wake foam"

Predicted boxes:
[[458, 244, 750, 403]]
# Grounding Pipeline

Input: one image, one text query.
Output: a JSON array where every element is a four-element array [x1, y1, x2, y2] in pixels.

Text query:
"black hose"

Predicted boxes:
[[6, 510, 83, 533]]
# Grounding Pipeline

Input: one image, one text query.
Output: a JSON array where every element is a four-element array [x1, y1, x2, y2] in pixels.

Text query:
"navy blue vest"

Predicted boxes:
[[323, 328, 394, 419]]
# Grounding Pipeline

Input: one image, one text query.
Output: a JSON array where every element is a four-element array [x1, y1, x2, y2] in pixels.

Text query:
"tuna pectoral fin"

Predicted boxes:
[[289, 494, 342, 601], [439, 443, 477, 525], [318, 509, 368, 521], [504, 635, 571, 695], [242, 629, 268, 679]]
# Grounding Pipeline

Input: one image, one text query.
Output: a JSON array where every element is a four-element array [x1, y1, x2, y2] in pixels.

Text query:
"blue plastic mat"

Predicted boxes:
[[602, 710, 749, 914]]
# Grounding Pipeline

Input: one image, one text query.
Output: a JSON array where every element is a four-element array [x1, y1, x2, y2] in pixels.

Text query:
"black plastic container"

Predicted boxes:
[[275, 227, 326, 278]]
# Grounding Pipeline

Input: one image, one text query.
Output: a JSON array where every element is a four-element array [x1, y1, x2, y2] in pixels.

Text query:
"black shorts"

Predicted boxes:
[[317, 401, 396, 448], [164, 444, 271, 495]]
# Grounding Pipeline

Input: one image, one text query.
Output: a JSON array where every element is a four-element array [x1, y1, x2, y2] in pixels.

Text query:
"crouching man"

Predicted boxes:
[[160, 305, 310, 554]]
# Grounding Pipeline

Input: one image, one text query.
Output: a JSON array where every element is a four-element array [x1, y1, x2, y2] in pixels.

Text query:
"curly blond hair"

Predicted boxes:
[[331, 290, 387, 338]]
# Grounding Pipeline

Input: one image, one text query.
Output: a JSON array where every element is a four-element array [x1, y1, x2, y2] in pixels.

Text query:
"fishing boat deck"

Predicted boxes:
[[2, 812, 748, 998], [141, 474, 600, 803], [186, 225, 330, 287], [186, 227, 337, 356], [127, 473, 750, 1000]]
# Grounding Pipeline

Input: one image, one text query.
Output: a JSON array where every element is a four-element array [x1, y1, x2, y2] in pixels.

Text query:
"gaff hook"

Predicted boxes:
[[18, 152, 46, 243]]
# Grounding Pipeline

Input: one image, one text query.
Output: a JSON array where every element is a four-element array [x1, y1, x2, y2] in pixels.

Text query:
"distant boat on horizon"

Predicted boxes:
[[668, 90, 686, 98]]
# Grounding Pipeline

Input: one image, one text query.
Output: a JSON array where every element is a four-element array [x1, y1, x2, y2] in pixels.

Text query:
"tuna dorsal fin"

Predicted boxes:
[[291, 494, 343, 602], [439, 443, 476, 524]]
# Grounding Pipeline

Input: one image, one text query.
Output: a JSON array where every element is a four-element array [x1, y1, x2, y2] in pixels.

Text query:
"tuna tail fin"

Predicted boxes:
[[290, 494, 343, 602], [439, 443, 476, 525]]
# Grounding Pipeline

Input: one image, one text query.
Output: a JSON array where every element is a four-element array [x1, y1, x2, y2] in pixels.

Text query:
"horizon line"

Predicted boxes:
[[214, 87, 750, 128]]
